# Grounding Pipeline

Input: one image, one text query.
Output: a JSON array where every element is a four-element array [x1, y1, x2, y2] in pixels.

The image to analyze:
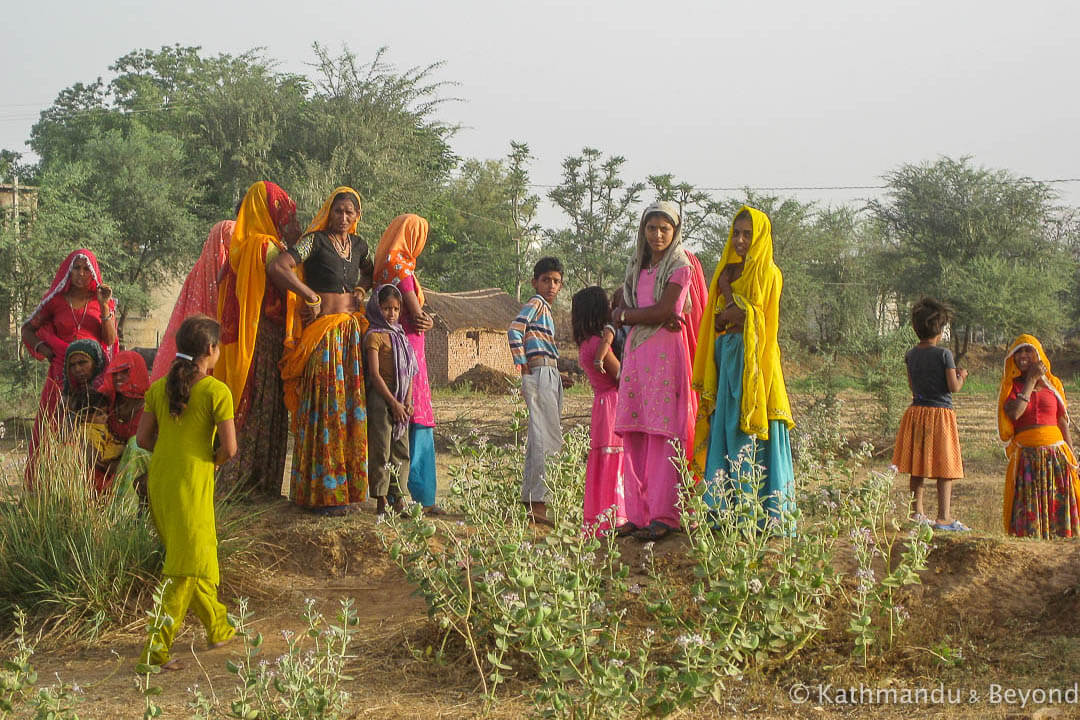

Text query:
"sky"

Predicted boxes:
[[3, 0, 1079, 220]]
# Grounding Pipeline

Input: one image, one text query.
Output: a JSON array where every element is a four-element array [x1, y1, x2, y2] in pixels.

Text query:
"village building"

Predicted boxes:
[[422, 288, 573, 386]]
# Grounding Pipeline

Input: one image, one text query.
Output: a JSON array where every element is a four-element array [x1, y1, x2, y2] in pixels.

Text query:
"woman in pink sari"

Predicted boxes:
[[22, 249, 118, 482], [612, 201, 706, 541], [150, 220, 234, 382]]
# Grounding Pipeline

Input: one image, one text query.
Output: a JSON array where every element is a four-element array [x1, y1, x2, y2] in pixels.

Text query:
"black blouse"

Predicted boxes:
[[287, 232, 373, 293]]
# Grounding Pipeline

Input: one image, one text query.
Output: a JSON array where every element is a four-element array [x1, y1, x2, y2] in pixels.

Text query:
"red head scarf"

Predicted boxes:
[[263, 181, 297, 231], [23, 249, 118, 359], [97, 350, 151, 402]]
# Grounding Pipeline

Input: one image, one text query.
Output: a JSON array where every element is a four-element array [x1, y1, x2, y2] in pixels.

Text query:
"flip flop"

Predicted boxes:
[[614, 522, 638, 538], [423, 505, 447, 516]]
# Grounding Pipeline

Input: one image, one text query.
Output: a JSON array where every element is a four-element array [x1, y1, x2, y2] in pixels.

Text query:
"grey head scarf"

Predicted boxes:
[[621, 200, 692, 350]]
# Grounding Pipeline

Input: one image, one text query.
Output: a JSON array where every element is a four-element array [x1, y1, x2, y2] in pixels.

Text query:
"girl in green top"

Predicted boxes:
[[136, 315, 237, 669]]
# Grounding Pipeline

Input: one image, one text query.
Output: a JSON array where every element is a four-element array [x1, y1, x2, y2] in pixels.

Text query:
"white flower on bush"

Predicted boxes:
[[483, 571, 505, 584], [676, 633, 705, 650], [748, 578, 763, 594], [500, 592, 524, 609]]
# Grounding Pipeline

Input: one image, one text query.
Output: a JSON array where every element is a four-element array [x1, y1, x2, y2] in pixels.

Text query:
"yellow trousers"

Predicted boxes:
[[141, 575, 234, 665]]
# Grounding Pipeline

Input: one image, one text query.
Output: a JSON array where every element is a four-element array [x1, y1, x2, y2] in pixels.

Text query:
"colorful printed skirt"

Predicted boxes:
[[289, 314, 368, 509], [1004, 428, 1080, 538], [892, 405, 964, 479], [218, 319, 289, 498]]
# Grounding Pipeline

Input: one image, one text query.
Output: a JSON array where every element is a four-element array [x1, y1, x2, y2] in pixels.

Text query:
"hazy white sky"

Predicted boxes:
[[3, 0, 1079, 214]]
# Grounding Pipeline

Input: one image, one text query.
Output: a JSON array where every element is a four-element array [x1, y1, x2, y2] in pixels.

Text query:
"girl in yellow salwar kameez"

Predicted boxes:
[[137, 316, 237, 669], [999, 334, 1080, 538]]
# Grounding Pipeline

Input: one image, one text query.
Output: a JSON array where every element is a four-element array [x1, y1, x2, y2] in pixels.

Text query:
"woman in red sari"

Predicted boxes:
[[150, 220, 234, 382], [21, 249, 118, 482]]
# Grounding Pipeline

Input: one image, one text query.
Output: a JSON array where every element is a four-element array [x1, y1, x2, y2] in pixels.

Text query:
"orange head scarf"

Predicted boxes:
[[997, 334, 1068, 442], [215, 181, 296, 412], [373, 214, 429, 307]]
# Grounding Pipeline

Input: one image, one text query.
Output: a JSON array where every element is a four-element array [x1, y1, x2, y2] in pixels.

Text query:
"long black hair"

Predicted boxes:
[[166, 315, 220, 418], [572, 286, 610, 346]]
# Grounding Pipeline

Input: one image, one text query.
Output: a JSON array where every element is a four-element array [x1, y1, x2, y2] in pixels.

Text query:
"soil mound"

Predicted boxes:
[[450, 364, 516, 394]]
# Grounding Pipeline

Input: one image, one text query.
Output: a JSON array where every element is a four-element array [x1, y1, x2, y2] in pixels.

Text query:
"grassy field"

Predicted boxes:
[[3, 371, 1080, 719]]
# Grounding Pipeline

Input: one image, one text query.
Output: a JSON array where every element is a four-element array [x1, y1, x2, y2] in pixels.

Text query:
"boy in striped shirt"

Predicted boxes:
[[508, 257, 565, 525]]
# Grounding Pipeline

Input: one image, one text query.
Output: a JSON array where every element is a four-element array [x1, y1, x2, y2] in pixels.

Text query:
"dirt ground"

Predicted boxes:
[[6, 383, 1080, 719]]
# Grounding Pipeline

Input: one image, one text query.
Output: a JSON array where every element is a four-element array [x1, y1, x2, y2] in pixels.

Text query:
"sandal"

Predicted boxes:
[[423, 505, 447, 516], [633, 521, 675, 542], [933, 519, 970, 532], [910, 513, 932, 526], [528, 512, 555, 528], [614, 522, 638, 538]]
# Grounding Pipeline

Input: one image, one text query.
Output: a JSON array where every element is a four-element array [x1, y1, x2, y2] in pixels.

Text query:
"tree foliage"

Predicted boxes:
[[869, 156, 1070, 358], [547, 148, 644, 290]]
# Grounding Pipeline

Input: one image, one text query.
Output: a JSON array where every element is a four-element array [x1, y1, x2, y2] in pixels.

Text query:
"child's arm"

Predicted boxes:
[[135, 412, 157, 452], [601, 342, 621, 380], [594, 325, 615, 373], [508, 300, 538, 375], [945, 367, 968, 393], [366, 342, 409, 424], [214, 418, 237, 465]]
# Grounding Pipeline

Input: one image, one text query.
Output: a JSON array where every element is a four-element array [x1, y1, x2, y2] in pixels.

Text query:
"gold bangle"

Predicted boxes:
[[305, 296, 322, 306]]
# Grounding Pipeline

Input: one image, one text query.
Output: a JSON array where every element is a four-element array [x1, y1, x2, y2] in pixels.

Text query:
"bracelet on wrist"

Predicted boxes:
[[33, 340, 46, 354], [305, 296, 322, 306]]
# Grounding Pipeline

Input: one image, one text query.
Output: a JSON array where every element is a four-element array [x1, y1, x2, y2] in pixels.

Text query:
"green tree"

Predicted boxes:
[[547, 148, 644, 290], [869, 156, 1070, 359], [425, 142, 540, 298]]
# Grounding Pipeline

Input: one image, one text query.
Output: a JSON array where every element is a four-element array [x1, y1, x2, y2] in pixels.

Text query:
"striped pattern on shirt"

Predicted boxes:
[[507, 295, 559, 365]]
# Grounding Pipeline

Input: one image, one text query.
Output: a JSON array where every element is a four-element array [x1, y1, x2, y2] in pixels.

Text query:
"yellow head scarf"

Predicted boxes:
[[215, 181, 292, 411], [691, 206, 793, 475], [997, 334, 1068, 442], [283, 187, 364, 354], [374, 214, 429, 307]]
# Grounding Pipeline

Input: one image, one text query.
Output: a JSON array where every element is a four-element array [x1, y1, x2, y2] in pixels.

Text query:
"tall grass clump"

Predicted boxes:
[[0, 422, 161, 639]]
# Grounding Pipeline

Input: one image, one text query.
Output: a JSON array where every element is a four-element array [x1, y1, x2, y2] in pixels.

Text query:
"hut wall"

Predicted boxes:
[[425, 328, 451, 386], [446, 329, 516, 382]]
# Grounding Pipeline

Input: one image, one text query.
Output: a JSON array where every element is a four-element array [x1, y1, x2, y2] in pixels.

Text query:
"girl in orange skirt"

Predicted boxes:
[[892, 298, 969, 531]]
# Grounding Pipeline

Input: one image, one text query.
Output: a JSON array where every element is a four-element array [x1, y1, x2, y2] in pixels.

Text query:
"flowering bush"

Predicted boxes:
[[187, 597, 357, 720], [382, 406, 934, 716]]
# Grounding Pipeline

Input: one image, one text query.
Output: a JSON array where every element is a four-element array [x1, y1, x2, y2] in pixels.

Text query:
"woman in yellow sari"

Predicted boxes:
[[215, 181, 299, 498], [998, 334, 1080, 538], [271, 188, 373, 515], [692, 206, 794, 523]]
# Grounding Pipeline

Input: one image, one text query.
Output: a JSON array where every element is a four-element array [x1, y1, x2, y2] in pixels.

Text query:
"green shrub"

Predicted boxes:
[[0, 423, 162, 639]]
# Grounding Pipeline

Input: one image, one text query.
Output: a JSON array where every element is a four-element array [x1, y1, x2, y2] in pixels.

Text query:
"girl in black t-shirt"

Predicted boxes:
[[892, 297, 970, 532]]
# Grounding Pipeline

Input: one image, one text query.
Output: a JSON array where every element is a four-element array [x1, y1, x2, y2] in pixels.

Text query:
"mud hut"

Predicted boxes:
[[422, 288, 572, 386]]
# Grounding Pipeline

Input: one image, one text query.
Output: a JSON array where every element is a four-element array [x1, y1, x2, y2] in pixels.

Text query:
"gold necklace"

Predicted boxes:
[[328, 233, 352, 261]]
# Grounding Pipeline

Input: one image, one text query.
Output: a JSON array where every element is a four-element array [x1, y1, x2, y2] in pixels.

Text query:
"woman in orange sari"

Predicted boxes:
[[998, 334, 1080, 538], [215, 181, 299, 497], [272, 188, 372, 515], [373, 214, 442, 513]]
